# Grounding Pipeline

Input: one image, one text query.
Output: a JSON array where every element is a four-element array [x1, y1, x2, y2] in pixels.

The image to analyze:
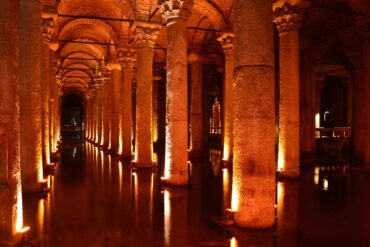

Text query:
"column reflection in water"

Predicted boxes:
[[163, 188, 188, 246], [276, 181, 299, 247], [133, 170, 154, 239]]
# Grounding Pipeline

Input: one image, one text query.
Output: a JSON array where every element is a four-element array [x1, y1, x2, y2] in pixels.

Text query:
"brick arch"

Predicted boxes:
[[59, 18, 118, 45]]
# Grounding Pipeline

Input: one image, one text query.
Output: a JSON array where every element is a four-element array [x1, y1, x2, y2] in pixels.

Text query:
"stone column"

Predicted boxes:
[[299, 40, 315, 155], [41, 18, 54, 166], [232, 0, 275, 228], [274, 2, 306, 178], [107, 62, 121, 153], [132, 22, 160, 167], [218, 33, 234, 162], [102, 70, 112, 149], [0, 0, 23, 238], [49, 49, 58, 154], [118, 49, 136, 159], [96, 86, 103, 145], [159, 0, 193, 185], [188, 51, 203, 157], [20, 0, 44, 192]]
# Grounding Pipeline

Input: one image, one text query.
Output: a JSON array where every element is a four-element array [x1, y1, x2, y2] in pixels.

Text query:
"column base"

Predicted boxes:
[[161, 172, 188, 186], [132, 161, 155, 168], [44, 163, 56, 175], [22, 181, 50, 195], [277, 170, 300, 179]]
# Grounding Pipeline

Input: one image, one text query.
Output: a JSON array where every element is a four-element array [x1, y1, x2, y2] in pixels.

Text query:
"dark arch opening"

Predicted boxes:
[[61, 93, 84, 140]]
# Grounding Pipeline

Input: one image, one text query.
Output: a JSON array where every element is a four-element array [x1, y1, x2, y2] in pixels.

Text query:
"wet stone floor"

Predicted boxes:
[[22, 141, 370, 246]]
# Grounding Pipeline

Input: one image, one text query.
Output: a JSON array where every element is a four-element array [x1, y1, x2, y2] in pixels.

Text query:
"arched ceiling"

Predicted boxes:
[[54, 0, 234, 95], [53, 0, 368, 94]]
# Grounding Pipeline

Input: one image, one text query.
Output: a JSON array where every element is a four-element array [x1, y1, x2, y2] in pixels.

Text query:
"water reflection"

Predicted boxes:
[[19, 142, 370, 246]]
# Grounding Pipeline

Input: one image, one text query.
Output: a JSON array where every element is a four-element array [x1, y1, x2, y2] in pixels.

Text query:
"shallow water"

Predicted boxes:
[[22, 141, 370, 246]]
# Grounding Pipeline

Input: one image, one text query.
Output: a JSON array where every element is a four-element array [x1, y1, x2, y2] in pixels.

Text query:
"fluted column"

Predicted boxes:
[[232, 0, 275, 228], [0, 0, 23, 238], [159, 0, 193, 185], [274, 2, 307, 178], [106, 62, 121, 153], [132, 22, 160, 167], [118, 49, 136, 159], [188, 51, 203, 156], [20, 0, 44, 192], [218, 33, 234, 162]]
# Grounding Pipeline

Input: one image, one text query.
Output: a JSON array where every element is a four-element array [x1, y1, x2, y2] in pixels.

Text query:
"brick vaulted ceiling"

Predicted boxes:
[[52, 0, 234, 94], [51, 0, 368, 94]]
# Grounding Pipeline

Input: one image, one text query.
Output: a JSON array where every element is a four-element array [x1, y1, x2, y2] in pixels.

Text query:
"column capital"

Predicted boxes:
[[273, 2, 309, 33], [117, 49, 137, 69], [131, 21, 161, 48], [41, 17, 55, 45], [158, 0, 194, 22], [217, 33, 234, 54], [106, 62, 121, 71]]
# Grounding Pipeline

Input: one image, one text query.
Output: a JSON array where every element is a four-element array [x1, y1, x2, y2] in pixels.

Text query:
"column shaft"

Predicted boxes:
[[41, 43, 51, 165], [20, 0, 43, 191], [97, 88, 103, 145], [135, 46, 154, 166], [110, 68, 121, 153], [233, 0, 275, 228], [278, 29, 300, 176], [121, 66, 133, 158], [103, 83, 112, 148], [190, 62, 203, 153], [217, 34, 234, 162], [163, 18, 189, 185], [0, 0, 23, 238]]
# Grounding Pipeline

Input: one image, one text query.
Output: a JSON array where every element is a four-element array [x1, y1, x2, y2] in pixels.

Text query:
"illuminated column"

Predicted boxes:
[[153, 78, 160, 144], [41, 18, 54, 166], [85, 96, 92, 140], [159, 0, 193, 185], [49, 49, 58, 153], [107, 62, 121, 153], [274, 2, 307, 177], [299, 40, 315, 154], [218, 33, 234, 162], [132, 22, 160, 166], [20, 0, 44, 192], [102, 71, 112, 149], [188, 51, 203, 156], [232, 0, 275, 228], [96, 86, 103, 145], [0, 0, 23, 237], [118, 49, 136, 158]]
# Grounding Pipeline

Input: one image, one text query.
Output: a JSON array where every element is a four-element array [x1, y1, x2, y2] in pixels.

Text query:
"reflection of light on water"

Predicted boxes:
[[73, 147, 77, 158], [16, 184, 23, 233], [38, 199, 44, 240], [223, 168, 230, 209], [164, 190, 171, 246], [314, 167, 320, 185], [323, 178, 329, 191], [230, 237, 238, 247], [118, 161, 123, 193], [277, 182, 284, 214]]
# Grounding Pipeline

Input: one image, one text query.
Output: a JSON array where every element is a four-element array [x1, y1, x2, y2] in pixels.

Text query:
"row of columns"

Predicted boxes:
[[0, 0, 61, 241]]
